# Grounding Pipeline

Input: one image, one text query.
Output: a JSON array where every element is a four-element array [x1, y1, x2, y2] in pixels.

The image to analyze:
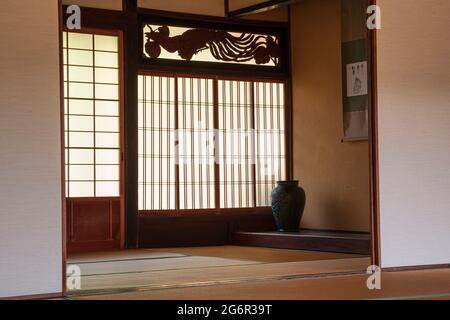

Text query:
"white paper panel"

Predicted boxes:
[[377, 0, 450, 268], [0, 0, 62, 298]]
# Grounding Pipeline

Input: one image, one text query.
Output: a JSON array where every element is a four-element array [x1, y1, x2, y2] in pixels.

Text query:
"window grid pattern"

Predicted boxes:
[[63, 32, 121, 198], [255, 82, 286, 206], [218, 80, 255, 208], [178, 77, 216, 210], [138, 75, 286, 211], [138, 75, 177, 210]]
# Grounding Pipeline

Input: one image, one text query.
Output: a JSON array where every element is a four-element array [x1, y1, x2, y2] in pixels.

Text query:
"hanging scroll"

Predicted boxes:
[[341, 0, 369, 141]]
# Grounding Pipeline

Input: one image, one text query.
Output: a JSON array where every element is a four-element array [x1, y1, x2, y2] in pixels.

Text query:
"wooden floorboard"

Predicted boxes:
[[233, 230, 371, 255]]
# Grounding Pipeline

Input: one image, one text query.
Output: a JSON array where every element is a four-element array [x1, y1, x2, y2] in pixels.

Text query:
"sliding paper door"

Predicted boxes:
[[63, 31, 123, 253], [138, 74, 286, 214]]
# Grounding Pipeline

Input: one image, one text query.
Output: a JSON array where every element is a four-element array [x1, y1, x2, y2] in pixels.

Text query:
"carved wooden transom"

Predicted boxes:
[[142, 24, 281, 67]]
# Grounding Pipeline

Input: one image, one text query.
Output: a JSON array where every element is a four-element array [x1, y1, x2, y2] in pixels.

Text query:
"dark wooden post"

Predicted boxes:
[[123, 0, 139, 248]]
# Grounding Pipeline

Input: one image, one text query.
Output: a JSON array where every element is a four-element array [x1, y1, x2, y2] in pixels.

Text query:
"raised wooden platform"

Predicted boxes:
[[233, 229, 371, 255]]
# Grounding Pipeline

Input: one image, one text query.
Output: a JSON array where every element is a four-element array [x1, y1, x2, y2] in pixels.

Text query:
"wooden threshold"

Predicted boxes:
[[233, 229, 371, 255]]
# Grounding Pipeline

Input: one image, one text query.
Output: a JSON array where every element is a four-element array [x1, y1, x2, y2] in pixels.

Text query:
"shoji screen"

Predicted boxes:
[[63, 31, 121, 198], [177, 77, 216, 210], [254, 82, 286, 206], [138, 75, 177, 210], [218, 80, 255, 208], [138, 75, 286, 212]]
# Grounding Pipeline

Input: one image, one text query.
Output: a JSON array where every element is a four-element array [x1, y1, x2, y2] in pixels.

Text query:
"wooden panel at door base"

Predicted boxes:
[[67, 198, 121, 254]]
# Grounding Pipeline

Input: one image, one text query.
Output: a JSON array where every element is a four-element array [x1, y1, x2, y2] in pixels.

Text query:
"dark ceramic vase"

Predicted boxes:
[[271, 181, 306, 232]]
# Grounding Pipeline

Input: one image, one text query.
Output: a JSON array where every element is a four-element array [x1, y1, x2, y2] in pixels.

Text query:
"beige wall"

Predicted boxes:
[[291, 0, 370, 232], [242, 7, 288, 22], [139, 0, 224, 16], [230, 0, 266, 10], [62, 0, 122, 10], [229, 0, 289, 21], [377, 0, 450, 267], [140, 0, 288, 21], [62, 0, 288, 21], [0, 0, 62, 298]]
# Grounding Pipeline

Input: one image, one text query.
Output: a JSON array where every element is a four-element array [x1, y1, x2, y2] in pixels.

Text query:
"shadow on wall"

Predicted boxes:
[[291, 0, 371, 233]]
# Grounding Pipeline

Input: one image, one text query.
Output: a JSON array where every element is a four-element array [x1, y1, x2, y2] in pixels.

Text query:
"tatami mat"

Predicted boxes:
[[68, 249, 186, 264], [148, 246, 361, 263], [71, 267, 450, 300], [68, 246, 361, 277], [70, 257, 370, 294], [71, 256, 259, 276], [66, 246, 368, 295]]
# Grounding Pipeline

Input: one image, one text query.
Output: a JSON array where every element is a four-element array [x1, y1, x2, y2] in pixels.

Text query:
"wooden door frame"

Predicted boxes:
[[58, 0, 383, 296], [61, 26, 126, 251], [136, 71, 289, 218], [58, 0, 66, 296], [368, 0, 381, 268], [59, 7, 128, 296]]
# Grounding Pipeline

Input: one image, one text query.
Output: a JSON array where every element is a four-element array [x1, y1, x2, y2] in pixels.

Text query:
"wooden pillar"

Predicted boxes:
[[123, 0, 139, 248]]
